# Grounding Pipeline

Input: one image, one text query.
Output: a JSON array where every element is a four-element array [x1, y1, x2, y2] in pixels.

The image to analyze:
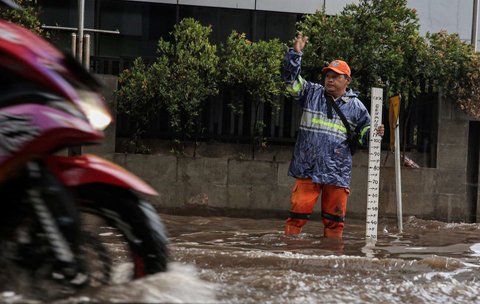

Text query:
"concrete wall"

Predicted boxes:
[[91, 131, 478, 223], [434, 92, 478, 222], [90, 148, 468, 222]]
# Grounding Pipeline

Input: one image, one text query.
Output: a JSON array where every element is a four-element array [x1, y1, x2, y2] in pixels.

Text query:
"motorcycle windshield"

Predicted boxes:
[[0, 20, 111, 129]]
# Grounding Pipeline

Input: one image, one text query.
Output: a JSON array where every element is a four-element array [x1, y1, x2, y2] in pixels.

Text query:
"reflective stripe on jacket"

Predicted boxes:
[[283, 48, 371, 188]]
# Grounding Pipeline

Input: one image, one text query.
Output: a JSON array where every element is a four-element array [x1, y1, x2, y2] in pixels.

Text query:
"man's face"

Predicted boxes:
[[324, 70, 351, 98]]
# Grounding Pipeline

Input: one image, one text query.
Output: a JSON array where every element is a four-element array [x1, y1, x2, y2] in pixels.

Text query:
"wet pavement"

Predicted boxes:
[[2, 214, 480, 303]]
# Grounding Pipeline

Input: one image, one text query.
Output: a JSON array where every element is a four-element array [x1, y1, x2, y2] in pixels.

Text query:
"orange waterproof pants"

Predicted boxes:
[[285, 178, 349, 238]]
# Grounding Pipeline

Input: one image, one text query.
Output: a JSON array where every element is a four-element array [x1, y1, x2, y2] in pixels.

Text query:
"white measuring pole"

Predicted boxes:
[[394, 112, 403, 232], [365, 88, 383, 241]]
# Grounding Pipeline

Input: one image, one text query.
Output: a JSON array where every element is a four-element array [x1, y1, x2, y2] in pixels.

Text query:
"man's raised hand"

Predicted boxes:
[[294, 32, 308, 53]]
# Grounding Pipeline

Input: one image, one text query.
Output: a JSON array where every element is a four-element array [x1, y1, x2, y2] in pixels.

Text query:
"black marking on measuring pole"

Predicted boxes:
[[366, 88, 383, 241]]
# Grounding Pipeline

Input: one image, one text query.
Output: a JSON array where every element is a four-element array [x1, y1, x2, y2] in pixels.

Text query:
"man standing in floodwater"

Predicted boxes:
[[282, 32, 384, 238]]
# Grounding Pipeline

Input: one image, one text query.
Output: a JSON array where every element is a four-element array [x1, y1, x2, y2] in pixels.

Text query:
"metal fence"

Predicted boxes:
[[115, 92, 302, 145], [92, 56, 438, 152]]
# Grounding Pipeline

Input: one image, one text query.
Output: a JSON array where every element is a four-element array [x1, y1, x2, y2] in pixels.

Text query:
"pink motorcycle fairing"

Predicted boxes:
[[44, 154, 158, 196], [0, 104, 103, 180]]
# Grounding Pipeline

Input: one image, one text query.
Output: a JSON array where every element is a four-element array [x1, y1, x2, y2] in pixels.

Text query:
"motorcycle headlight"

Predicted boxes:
[[77, 90, 112, 131]]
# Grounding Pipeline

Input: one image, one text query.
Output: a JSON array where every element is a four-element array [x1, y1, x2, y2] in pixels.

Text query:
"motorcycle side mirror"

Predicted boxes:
[[0, 0, 21, 10]]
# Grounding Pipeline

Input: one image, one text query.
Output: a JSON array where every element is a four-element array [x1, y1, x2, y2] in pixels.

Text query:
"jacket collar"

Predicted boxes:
[[337, 89, 357, 103]]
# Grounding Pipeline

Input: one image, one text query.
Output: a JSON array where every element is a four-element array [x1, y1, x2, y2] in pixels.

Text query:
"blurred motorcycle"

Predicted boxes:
[[0, 0, 168, 297]]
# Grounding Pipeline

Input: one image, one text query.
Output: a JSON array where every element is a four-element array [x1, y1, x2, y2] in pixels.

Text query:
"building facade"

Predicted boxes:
[[37, 0, 480, 59]]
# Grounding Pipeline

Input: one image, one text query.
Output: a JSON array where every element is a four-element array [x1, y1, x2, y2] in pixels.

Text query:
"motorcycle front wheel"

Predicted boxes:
[[73, 184, 169, 283]]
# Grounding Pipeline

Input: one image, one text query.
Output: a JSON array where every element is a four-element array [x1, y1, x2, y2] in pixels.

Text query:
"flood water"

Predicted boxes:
[[2, 214, 480, 303]]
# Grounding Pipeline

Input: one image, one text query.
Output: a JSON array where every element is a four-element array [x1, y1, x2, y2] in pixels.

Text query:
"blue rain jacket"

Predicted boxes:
[[283, 49, 371, 188]]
